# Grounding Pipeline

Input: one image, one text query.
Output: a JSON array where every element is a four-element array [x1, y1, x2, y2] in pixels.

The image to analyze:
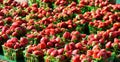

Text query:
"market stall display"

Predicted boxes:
[[0, 0, 120, 62]]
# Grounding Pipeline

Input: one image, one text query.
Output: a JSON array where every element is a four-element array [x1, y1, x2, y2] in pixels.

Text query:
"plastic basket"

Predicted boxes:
[[2, 45, 24, 62], [44, 55, 68, 62], [28, 38, 39, 45], [24, 52, 44, 62]]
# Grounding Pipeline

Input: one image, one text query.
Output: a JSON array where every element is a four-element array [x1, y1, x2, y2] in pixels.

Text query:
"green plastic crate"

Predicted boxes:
[[24, 52, 44, 62], [2, 45, 24, 62], [28, 38, 39, 45], [44, 55, 68, 62]]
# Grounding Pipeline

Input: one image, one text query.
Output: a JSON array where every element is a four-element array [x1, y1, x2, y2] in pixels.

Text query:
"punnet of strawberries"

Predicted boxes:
[[0, 0, 120, 62]]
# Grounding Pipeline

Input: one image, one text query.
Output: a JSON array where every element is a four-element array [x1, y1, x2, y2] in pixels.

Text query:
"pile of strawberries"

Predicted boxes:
[[0, 0, 120, 62]]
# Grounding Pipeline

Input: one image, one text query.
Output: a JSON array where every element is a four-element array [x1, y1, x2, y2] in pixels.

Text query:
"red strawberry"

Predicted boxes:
[[75, 42, 82, 50], [2, 34, 8, 40], [38, 42, 46, 49], [50, 50, 58, 57], [47, 42, 54, 47], [4, 43, 14, 48], [47, 48, 55, 55], [105, 41, 112, 49], [71, 55, 81, 62], [87, 50, 93, 56], [40, 37, 49, 43], [69, 42, 75, 50], [65, 50, 72, 58], [20, 37, 28, 46], [56, 55, 65, 61], [72, 49, 79, 55], [63, 32, 71, 39], [58, 48, 64, 55], [64, 44, 70, 51], [10, 37, 18, 43], [12, 32, 18, 37], [21, 2, 28, 8], [33, 50, 44, 56], [2, 26, 8, 34], [27, 48, 33, 53], [14, 43, 20, 49], [114, 38, 120, 44], [71, 35, 77, 41]]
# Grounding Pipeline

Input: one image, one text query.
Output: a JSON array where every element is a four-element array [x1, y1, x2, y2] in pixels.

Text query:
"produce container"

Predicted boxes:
[[0, 41, 4, 53], [0, 36, 9, 53], [39, 2, 50, 9], [28, 38, 39, 45], [88, 24, 112, 34], [44, 55, 68, 62], [52, 0, 73, 9], [2, 45, 24, 62], [24, 52, 44, 62], [28, 0, 50, 9]]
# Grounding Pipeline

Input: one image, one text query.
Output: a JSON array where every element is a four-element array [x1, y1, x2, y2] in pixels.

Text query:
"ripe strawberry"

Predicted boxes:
[[80, 54, 86, 60], [10, 37, 18, 43], [87, 50, 93, 56], [27, 48, 33, 53], [12, 32, 18, 37], [38, 42, 46, 49], [114, 38, 120, 44], [50, 50, 58, 57], [20, 37, 28, 46], [47, 42, 54, 47], [56, 55, 65, 61], [99, 38, 104, 44], [55, 37, 61, 43], [58, 48, 64, 55], [105, 41, 112, 49], [47, 48, 55, 55], [63, 32, 71, 39], [69, 42, 75, 50], [32, 7, 38, 13], [2, 26, 8, 34], [40, 37, 49, 43], [4, 42, 14, 48], [75, 42, 82, 50], [65, 50, 72, 58], [21, 2, 28, 8], [71, 35, 77, 41], [92, 45, 100, 51], [33, 50, 44, 56], [2, 34, 8, 40], [55, 43, 61, 47], [71, 55, 81, 62], [64, 44, 70, 51], [72, 49, 79, 55], [26, 34, 35, 38], [14, 43, 20, 49]]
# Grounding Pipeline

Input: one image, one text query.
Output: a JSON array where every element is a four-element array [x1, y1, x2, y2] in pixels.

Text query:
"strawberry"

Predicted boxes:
[[71, 55, 81, 62], [63, 32, 71, 39], [33, 50, 44, 56], [38, 42, 46, 49], [50, 50, 58, 57]]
